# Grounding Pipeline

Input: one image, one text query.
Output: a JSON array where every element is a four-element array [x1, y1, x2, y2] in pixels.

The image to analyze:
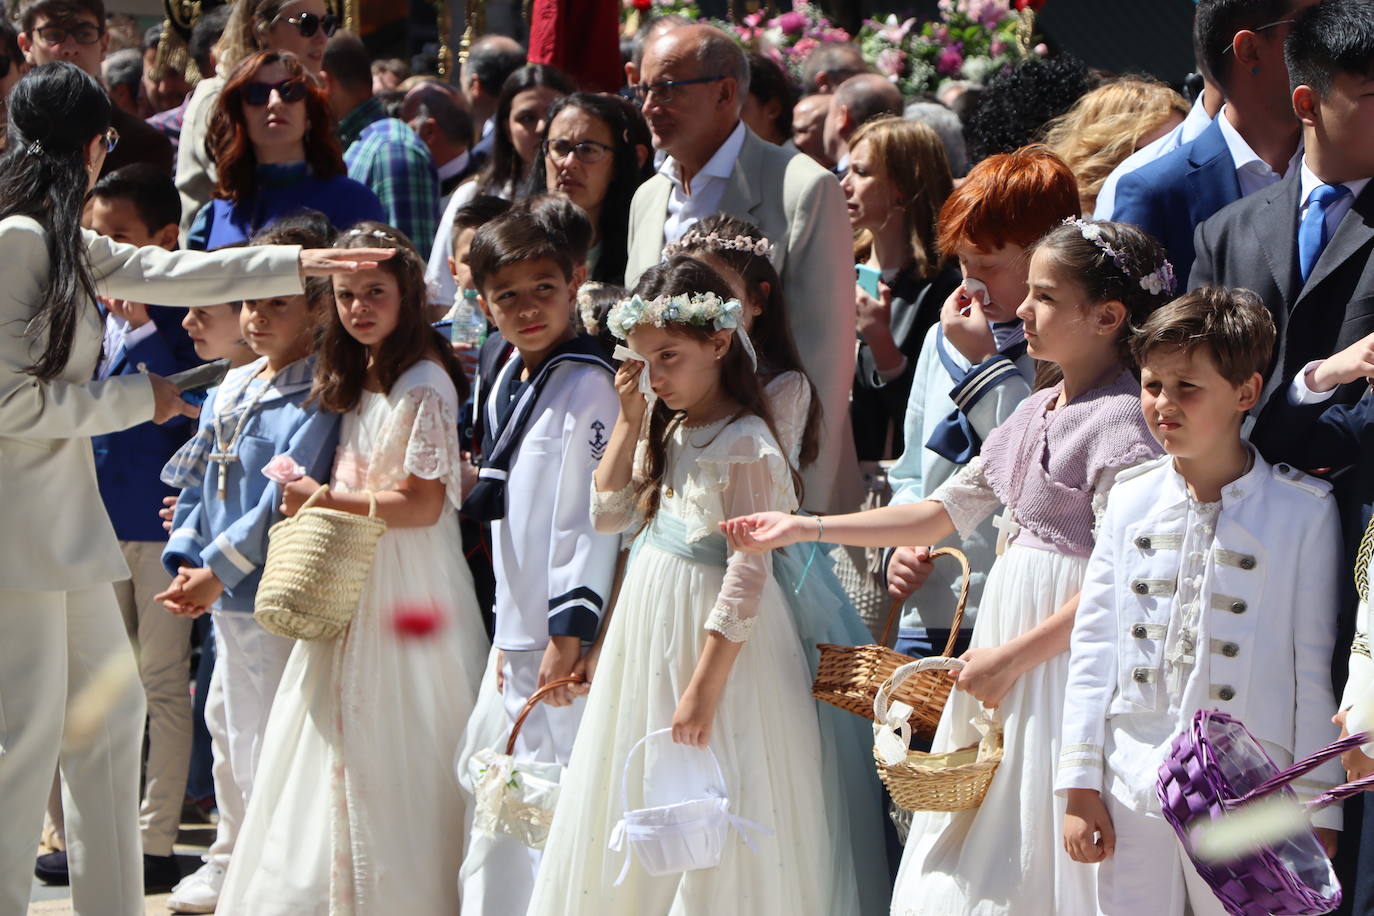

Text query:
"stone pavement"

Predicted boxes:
[[28, 823, 213, 916]]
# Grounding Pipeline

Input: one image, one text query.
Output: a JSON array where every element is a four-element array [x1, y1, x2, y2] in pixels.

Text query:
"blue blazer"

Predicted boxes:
[[92, 306, 201, 542], [1111, 118, 1241, 283]]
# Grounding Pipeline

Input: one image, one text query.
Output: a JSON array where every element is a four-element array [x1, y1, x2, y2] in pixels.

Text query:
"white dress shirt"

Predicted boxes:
[[1096, 94, 1214, 220], [1215, 105, 1302, 198], [97, 312, 157, 380], [658, 120, 747, 246]]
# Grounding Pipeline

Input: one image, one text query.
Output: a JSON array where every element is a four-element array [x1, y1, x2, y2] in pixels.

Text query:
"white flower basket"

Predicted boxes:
[[608, 728, 771, 885]]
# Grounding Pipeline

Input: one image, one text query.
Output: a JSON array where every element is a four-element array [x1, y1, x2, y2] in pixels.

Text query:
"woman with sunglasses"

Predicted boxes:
[[187, 51, 382, 251], [177, 0, 340, 239], [0, 61, 392, 916], [527, 92, 654, 284]]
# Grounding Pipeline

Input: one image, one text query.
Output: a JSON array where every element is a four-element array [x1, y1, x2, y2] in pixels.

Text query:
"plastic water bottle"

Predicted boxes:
[[450, 289, 487, 347]]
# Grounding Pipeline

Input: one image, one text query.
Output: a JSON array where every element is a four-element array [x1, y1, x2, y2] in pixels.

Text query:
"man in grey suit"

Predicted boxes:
[[625, 24, 859, 513]]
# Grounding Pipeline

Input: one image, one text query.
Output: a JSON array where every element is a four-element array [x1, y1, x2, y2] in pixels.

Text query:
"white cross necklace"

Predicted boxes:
[[209, 367, 277, 500]]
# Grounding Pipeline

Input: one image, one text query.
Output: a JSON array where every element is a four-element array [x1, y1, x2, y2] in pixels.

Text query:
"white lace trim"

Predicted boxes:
[[369, 380, 464, 510], [678, 416, 795, 544], [590, 481, 640, 534], [705, 604, 756, 643], [930, 457, 1000, 541]]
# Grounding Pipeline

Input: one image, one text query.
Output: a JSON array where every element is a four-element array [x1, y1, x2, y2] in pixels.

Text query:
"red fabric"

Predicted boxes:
[[527, 0, 624, 92]]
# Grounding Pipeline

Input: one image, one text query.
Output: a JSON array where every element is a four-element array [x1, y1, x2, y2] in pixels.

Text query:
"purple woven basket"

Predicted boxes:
[[1157, 709, 1374, 916]]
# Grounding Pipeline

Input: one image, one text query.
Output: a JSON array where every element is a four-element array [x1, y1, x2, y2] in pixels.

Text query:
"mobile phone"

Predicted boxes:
[[166, 359, 231, 405], [856, 264, 882, 298]]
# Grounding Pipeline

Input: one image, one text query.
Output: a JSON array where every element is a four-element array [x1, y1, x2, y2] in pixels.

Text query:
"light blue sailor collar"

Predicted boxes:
[[216, 354, 316, 406]]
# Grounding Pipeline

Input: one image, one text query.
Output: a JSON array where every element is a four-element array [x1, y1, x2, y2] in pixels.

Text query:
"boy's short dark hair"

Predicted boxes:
[[90, 163, 181, 233], [467, 209, 581, 292], [19, 0, 104, 33], [1194, 0, 1292, 90], [1285, 0, 1374, 96], [517, 194, 592, 265], [1131, 286, 1276, 386], [451, 195, 513, 257]]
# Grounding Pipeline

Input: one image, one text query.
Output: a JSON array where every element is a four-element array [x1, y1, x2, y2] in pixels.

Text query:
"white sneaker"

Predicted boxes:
[[166, 860, 226, 914]]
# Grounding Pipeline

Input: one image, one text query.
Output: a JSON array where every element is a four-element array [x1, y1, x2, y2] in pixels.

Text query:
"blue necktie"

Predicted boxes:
[[1298, 183, 1351, 284]]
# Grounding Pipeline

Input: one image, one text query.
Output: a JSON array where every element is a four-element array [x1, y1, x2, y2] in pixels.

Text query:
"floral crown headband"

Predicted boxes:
[[607, 292, 757, 368], [662, 229, 775, 261], [1063, 218, 1177, 296]]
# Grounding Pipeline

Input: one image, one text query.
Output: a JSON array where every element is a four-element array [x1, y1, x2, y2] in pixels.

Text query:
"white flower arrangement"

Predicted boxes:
[[662, 230, 775, 261], [607, 292, 745, 340], [1062, 218, 1177, 297]]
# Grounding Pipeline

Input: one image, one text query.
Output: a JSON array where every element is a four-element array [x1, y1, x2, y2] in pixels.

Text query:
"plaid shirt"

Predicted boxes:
[[340, 97, 441, 251]]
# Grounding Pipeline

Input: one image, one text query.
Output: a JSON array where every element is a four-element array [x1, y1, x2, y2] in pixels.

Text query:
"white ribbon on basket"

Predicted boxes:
[[873, 657, 967, 767], [608, 796, 772, 886]]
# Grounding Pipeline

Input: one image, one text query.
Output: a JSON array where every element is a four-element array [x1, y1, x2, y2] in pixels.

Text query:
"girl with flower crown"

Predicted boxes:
[[526, 256, 859, 916], [216, 223, 489, 915], [724, 220, 1176, 916]]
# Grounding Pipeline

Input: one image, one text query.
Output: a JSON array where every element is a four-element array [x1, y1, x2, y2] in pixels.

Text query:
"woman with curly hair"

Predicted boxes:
[[187, 50, 382, 250], [1044, 76, 1189, 215]]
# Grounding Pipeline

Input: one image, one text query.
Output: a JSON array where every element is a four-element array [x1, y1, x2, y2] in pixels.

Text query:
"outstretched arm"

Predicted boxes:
[[721, 498, 957, 553]]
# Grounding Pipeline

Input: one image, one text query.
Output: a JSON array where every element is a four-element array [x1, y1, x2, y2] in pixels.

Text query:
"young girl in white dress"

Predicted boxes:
[[724, 221, 1176, 916], [216, 223, 489, 915], [526, 257, 858, 916]]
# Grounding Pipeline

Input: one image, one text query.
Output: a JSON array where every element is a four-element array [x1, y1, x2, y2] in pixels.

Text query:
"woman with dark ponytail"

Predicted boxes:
[[0, 62, 390, 915]]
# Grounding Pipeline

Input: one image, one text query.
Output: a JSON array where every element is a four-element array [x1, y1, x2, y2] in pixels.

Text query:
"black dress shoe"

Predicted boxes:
[[144, 853, 182, 893], [34, 850, 69, 886]]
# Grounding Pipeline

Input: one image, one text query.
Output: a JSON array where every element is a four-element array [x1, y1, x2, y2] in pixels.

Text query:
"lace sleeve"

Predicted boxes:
[[590, 438, 647, 534], [930, 456, 1002, 540], [763, 370, 810, 467], [680, 417, 795, 544], [705, 454, 780, 643], [404, 385, 465, 510]]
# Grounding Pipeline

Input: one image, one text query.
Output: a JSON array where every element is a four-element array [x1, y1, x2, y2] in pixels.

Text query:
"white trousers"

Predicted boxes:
[[1096, 793, 1229, 916], [459, 647, 586, 916], [204, 610, 294, 866], [0, 585, 146, 916]]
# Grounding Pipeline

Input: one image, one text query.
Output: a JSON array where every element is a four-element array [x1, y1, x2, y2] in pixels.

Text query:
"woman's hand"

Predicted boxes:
[[719, 512, 814, 553], [887, 546, 934, 600], [614, 359, 647, 424], [940, 283, 998, 365], [671, 685, 719, 748], [149, 373, 200, 424], [159, 494, 178, 533], [1063, 789, 1115, 863], [298, 247, 396, 277], [856, 282, 894, 340], [955, 645, 1020, 707], [280, 475, 323, 516]]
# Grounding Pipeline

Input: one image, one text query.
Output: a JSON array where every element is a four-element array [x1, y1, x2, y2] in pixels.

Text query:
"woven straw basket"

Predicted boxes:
[[811, 546, 970, 734], [872, 657, 1003, 812], [255, 484, 386, 641]]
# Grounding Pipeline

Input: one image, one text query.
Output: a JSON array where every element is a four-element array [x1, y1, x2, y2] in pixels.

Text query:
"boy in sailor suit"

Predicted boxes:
[[457, 207, 620, 915], [1057, 289, 1344, 915]]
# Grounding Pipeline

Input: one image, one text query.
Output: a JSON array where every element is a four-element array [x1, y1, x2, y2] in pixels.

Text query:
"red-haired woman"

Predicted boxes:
[[187, 51, 382, 250]]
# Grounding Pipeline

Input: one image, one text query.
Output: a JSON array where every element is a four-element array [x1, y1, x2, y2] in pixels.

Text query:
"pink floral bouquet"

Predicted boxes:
[[858, 0, 1047, 97], [713, 1, 852, 80]]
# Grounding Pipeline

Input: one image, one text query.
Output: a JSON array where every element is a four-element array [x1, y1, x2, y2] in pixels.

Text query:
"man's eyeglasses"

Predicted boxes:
[[103, 126, 119, 153], [32, 23, 103, 46], [243, 78, 307, 106], [272, 12, 340, 38], [1222, 18, 1295, 53], [543, 137, 614, 165], [621, 75, 725, 105]]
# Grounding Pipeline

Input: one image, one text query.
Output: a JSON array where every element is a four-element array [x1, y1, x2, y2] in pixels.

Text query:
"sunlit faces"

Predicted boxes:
[[240, 293, 318, 366], [841, 138, 894, 234], [264, 0, 330, 74], [1303, 71, 1374, 184], [626, 323, 730, 415], [477, 256, 577, 365], [84, 195, 177, 249], [953, 241, 1030, 323], [19, 11, 107, 77], [1139, 347, 1260, 460], [448, 226, 479, 295], [1015, 246, 1114, 364], [334, 268, 403, 349], [509, 86, 562, 168], [183, 304, 248, 362], [543, 106, 616, 222], [242, 61, 307, 155]]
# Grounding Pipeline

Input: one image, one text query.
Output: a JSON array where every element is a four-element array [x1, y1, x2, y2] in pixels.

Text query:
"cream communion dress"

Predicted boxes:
[[525, 412, 856, 916], [217, 360, 489, 914]]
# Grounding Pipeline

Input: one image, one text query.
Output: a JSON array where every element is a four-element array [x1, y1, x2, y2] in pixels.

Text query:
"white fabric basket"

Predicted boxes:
[[609, 728, 771, 885]]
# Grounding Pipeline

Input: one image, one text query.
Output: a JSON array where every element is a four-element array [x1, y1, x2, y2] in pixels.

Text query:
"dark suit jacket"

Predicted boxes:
[[1112, 117, 1241, 283], [92, 306, 200, 541], [102, 106, 175, 177], [1190, 173, 1374, 459]]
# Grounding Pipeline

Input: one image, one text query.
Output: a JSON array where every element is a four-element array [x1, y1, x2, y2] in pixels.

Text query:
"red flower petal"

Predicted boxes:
[[392, 601, 445, 638]]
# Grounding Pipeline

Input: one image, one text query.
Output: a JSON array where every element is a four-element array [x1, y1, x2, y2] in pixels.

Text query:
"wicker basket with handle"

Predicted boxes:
[[811, 546, 970, 733], [254, 484, 386, 641], [872, 657, 1002, 811]]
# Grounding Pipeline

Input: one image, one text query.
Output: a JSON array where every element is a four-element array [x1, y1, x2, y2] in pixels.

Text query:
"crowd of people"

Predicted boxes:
[[2, 0, 1374, 914]]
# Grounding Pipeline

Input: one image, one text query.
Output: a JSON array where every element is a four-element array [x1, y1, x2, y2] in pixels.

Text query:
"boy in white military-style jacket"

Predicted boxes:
[[1057, 289, 1344, 916], [456, 207, 621, 916]]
